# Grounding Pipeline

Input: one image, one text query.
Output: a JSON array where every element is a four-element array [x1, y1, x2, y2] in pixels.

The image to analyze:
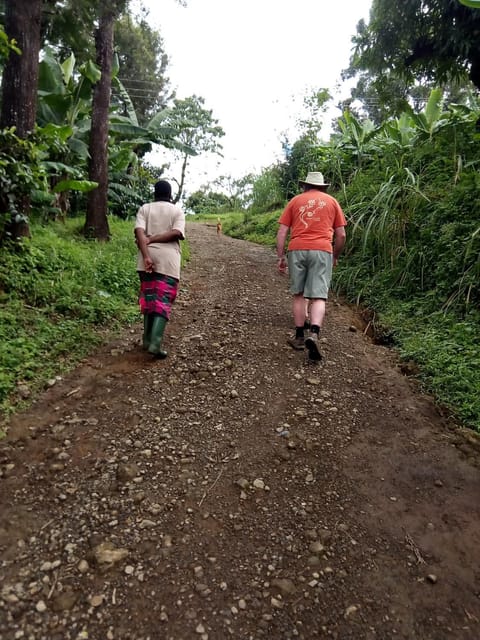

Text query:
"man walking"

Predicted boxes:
[[276, 171, 347, 361]]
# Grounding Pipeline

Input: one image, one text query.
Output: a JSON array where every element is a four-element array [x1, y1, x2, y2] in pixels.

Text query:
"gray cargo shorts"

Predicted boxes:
[[287, 250, 333, 299]]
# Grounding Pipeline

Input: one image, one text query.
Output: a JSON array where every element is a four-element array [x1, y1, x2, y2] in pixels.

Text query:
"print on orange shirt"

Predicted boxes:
[[278, 191, 347, 253], [299, 198, 328, 228]]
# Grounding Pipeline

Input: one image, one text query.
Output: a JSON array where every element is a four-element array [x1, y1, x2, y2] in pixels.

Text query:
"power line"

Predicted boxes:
[[115, 89, 159, 96], [118, 77, 165, 86]]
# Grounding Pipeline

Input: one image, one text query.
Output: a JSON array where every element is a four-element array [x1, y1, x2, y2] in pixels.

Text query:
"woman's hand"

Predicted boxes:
[[144, 256, 154, 273]]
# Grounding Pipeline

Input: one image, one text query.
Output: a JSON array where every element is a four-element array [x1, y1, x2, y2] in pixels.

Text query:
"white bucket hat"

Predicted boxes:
[[299, 171, 330, 187]]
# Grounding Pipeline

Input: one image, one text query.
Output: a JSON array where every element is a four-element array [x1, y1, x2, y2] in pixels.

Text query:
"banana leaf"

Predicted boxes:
[[53, 179, 98, 193]]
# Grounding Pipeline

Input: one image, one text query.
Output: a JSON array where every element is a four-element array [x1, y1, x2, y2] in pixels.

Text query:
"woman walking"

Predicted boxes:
[[134, 180, 186, 358]]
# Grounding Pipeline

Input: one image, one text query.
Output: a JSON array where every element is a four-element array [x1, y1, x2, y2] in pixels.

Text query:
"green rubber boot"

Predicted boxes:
[[142, 314, 154, 350], [147, 315, 168, 358]]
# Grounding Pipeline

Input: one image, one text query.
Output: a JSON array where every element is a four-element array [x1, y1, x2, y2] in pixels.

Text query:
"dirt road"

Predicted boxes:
[[1, 222, 479, 640]]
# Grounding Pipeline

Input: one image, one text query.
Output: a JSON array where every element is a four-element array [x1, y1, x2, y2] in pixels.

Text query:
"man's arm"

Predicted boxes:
[[276, 224, 289, 273], [333, 226, 346, 266]]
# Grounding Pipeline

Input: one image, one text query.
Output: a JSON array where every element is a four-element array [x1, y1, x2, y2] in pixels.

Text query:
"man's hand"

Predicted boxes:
[[277, 256, 287, 274]]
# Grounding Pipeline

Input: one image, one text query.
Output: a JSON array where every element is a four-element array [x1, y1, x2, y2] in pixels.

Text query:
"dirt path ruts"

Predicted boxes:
[[0, 221, 479, 640]]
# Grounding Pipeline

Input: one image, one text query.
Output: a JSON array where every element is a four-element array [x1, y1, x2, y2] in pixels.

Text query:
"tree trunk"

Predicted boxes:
[[173, 153, 188, 204], [84, 8, 115, 240], [470, 54, 480, 92], [0, 0, 42, 135], [0, 0, 42, 241]]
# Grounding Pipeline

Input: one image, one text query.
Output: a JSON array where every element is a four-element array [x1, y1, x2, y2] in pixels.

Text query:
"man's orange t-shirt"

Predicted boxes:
[[278, 190, 347, 253]]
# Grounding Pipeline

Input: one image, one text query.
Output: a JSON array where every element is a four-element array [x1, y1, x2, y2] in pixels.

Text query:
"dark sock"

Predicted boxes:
[[295, 326, 305, 338], [311, 324, 320, 335]]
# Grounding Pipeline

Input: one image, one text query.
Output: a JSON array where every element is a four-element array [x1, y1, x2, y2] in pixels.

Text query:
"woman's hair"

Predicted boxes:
[[154, 180, 172, 202]]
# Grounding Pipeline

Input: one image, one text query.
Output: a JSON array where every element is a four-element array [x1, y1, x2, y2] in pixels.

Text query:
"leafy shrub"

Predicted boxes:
[[0, 128, 51, 240]]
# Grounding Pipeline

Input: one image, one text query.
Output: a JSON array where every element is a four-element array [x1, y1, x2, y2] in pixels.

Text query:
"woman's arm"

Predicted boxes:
[[147, 229, 184, 243], [134, 228, 154, 272]]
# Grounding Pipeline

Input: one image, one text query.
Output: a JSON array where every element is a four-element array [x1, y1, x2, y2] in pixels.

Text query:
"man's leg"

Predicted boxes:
[[304, 298, 311, 331], [303, 251, 331, 361], [305, 298, 325, 361], [309, 298, 326, 328], [287, 293, 307, 350], [293, 293, 307, 326]]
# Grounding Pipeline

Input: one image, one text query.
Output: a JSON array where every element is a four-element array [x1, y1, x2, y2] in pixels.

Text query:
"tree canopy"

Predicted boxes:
[[159, 95, 225, 203], [0, 0, 225, 241], [41, 1, 173, 121], [115, 14, 173, 124], [344, 0, 480, 118]]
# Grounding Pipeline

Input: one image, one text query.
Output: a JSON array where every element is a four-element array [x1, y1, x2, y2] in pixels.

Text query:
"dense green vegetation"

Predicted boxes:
[[343, 0, 480, 121], [0, 217, 189, 418], [0, 1, 224, 242]]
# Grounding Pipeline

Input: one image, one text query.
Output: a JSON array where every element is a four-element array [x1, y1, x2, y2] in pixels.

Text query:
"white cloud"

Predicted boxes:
[[138, 0, 372, 192]]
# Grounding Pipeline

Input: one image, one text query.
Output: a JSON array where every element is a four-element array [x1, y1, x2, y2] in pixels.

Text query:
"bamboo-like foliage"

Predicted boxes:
[[327, 89, 480, 313], [351, 168, 430, 268]]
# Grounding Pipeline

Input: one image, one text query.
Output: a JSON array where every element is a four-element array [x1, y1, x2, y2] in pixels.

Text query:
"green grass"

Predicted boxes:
[[0, 217, 189, 420], [366, 299, 480, 429]]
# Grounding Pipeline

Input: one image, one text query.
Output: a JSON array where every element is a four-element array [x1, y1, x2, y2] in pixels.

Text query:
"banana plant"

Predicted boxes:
[[381, 112, 416, 149], [37, 48, 97, 160], [37, 49, 198, 215], [35, 49, 100, 214], [337, 110, 378, 168], [407, 88, 448, 140]]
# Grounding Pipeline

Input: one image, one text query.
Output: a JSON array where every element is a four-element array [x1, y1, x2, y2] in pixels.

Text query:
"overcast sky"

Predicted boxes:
[[137, 0, 373, 192]]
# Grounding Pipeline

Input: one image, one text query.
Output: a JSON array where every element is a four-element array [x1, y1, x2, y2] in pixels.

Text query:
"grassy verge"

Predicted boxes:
[[343, 292, 480, 430], [0, 217, 189, 422], [192, 210, 280, 247]]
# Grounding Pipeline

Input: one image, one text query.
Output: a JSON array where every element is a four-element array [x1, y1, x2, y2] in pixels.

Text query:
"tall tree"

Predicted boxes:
[[44, 2, 173, 126], [345, 0, 480, 113], [84, 0, 127, 240], [41, 0, 100, 62], [114, 14, 173, 124], [0, 0, 47, 239], [0, 0, 43, 136], [340, 74, 419, 124], [160, 95, 225, 203]]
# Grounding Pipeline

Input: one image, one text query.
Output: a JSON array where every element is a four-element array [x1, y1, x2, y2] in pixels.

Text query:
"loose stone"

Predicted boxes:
[[36, 600, 47, 613]]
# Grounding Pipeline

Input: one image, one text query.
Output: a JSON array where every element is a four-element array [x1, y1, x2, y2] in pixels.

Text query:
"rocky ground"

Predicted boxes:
[[1, 221, 479, 640]]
